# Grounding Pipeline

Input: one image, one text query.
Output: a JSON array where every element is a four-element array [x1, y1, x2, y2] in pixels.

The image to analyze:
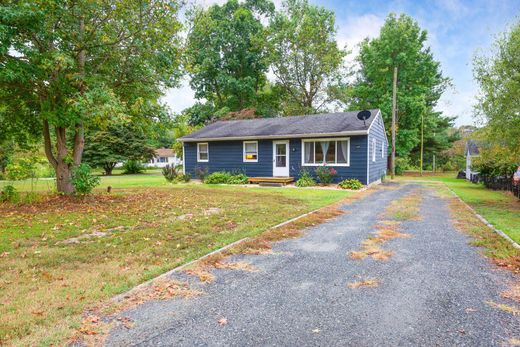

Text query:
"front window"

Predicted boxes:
[[302, 139, 349, 166], [197, 143, 208, 162], [243, 141, 258, 162], [159, 157, 167, 163]]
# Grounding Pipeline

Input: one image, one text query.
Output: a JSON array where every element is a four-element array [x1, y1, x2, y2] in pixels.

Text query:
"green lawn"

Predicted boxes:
[[394, 173, 520, 243], [0, 170, 167, 192], [0, 180, 351, 346]]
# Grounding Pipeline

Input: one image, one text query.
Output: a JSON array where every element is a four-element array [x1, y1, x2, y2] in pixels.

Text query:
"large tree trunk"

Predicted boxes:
[[42, 120, 85, 194], [104, 163, 115, 176]]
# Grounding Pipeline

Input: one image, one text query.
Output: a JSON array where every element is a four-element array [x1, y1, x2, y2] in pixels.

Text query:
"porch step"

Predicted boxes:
[[259, 182, 284, 187], [248, 177, 294, 185]]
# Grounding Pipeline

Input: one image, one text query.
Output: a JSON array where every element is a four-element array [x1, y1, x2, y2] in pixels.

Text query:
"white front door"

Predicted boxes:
[[273, 141, 290, 176]]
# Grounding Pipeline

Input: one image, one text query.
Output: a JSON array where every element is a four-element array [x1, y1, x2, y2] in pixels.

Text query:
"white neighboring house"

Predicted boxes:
[[146, 148, 181, 168], [465, 140, 480, 180]]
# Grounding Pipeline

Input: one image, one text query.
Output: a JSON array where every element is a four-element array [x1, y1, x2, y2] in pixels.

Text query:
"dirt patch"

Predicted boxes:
[[381, 190, 423, 221]]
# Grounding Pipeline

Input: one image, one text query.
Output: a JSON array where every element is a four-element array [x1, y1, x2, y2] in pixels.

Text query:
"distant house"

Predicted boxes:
[[179, 109, 388, 185], [146, 148, 181, 168], [465, 140, 480, 180]]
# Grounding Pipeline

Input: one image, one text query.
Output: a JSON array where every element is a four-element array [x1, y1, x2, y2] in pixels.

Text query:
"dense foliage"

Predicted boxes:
[[185, 0, 275, 124], [474, 20, 520, 162], [71, 164, 100, 195], [204, 171, 249, 184], [338, 178, 363, 190], [267, 0, 346, 115], [83, 123, 155, 175], [295, 169, 317, 187], [0, 0, 183, 193], [347, 13, 453, 163]]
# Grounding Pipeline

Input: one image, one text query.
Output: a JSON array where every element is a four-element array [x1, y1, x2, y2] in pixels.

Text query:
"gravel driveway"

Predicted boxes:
[[106, 183, 519, 346]]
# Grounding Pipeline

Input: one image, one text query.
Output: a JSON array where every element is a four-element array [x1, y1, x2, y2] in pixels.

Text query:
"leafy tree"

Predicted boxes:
[[348, 13, 451, 159], [267, 0, 347, 115], [185, 0, 274, 116], [473, 20, 520, 158], [0, 0, 183, 193], [83, 123, 155, 175]]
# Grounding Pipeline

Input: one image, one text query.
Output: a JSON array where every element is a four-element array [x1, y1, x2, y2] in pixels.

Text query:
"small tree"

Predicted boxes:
[[83, 123, 155, 175]]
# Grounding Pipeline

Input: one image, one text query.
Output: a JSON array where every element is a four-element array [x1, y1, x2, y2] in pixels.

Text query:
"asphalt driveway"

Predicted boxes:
[[107, 183, 519, 346]]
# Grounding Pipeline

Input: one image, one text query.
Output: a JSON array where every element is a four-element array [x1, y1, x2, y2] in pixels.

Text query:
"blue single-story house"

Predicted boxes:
[[179, 109, 388, 185]]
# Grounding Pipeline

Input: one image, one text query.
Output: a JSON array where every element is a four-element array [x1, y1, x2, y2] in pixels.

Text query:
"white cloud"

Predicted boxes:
[[161, 78, 197, 114], [436, 87, 477, 126]]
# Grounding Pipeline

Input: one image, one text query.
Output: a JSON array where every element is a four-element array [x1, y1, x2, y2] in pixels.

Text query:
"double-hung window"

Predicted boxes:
[[197, 143, 209, 162], [243, 141, 258, 162], [302, 138, 349, 166]]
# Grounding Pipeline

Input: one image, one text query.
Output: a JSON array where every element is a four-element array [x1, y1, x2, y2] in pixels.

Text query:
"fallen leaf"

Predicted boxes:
[[218, 317, 228, 326]]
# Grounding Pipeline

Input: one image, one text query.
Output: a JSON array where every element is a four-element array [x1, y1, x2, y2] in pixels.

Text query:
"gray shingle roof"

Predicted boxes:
[[179, 109, 381, 141]]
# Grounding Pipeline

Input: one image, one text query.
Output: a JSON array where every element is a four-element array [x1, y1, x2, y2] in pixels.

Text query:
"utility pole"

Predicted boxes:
[[420, 111, 424, 176], [391, 66, 397, 179]]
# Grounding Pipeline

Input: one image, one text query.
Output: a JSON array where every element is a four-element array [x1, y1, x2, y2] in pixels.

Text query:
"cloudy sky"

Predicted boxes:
[[163, 0, 520, 126]]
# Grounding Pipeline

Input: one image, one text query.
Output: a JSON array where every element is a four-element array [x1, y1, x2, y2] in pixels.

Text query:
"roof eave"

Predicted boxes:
[[178, 130, 369, 142]]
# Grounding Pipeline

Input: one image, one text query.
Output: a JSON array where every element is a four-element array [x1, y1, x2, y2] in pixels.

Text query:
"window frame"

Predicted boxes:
[[197, 142, 209, 162], [243, 140, 259, 163], [301, 138, 350, 167], [372, 138, 376, 162]]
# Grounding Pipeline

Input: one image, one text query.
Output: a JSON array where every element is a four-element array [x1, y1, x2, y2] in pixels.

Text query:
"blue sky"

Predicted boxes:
[[163, 0, 520, 126]]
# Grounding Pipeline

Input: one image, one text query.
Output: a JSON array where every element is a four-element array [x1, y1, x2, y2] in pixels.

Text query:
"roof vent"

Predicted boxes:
[[356, 110, 371, 126]]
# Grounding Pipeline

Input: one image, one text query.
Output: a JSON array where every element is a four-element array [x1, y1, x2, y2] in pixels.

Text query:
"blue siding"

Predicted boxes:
[[367, 113, 388, 184], [184, 135, 371, 185]]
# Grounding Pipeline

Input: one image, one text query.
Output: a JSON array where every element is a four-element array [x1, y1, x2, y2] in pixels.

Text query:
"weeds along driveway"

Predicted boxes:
[[106, 184, 519, 346]]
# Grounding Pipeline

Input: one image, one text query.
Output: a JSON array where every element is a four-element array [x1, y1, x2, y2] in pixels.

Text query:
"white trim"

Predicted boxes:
[[179, 130, 368, 142], [242, 140, 259, 163], [182, 145, 186, 174], [273, 140, 290, 176], [197, 142, 209, 162], [372, 138, 376, 162], [366, 136, 370, 184], [300, 137, 350, 167], [367, 110, 389, 144]]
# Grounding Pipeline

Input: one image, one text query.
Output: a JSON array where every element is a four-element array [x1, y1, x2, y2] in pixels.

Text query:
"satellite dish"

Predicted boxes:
[[356, 110, 371, 126]]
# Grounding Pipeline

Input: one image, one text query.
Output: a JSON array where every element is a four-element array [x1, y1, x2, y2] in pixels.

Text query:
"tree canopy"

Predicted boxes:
[[267, 0, 346, 115], [348, 13, 451, 160], [0, 0, 183, 193], [83, 123, 155, 175], [474, 20, 520, 158], [185, 0, 275, 123]]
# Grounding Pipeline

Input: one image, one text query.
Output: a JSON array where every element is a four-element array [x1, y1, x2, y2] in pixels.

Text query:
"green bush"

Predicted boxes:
[[315, 166, 337, 184], [395, 157, 410, 175], [338, 178, 363, 190], [162, 164, 179, 182], [179, 173, 192, 183], [0, 184, 19, 203], [122, 160, 145, 174], [195, 166, 209, 182], [71, 164, 100, 195], [204, 172, 231, 184], [204, 171, 248, 184], [227, 173, 248, 184], [295, 170, 316, 187]]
